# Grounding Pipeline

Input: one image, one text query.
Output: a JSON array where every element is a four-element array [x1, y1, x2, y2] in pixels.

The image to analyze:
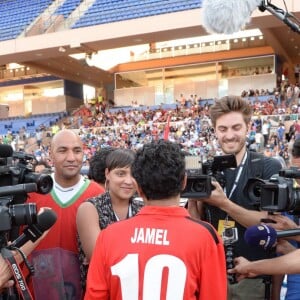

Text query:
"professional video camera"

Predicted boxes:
[[181, 154, 237, 198], [244, 167, 300, 215], [0, 144, 53, 241]]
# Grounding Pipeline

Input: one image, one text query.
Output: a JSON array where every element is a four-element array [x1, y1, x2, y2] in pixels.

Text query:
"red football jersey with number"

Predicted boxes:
[[85, 206, 227, 300]]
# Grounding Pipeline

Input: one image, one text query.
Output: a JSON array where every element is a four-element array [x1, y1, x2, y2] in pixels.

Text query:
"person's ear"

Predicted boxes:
[[136, 186, 148, 203], [181, 173, 187, 191], [136, 186, 143, 198], [105, 168, 109, 180]]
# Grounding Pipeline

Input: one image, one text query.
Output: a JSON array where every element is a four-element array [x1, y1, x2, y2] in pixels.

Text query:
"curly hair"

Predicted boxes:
[[88, 147, 115, 184], [209, 96, 253, 128], [132, 140, 185, 200]]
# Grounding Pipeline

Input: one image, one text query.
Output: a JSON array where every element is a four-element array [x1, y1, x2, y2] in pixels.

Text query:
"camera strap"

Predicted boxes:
[[225, 151, 248, 199], [1, 248, 33, 300]]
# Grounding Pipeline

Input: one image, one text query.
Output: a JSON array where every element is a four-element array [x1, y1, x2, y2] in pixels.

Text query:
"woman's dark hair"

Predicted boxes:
[[88, 147, 115, 184], [106, 148, 136, 171]]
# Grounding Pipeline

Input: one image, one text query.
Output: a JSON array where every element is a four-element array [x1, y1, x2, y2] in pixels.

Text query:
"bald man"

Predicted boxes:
[[23, 129, 104, 300]]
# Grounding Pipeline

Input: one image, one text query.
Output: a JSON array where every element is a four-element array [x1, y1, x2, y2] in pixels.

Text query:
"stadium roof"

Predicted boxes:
[[0, 1, 299, 87]]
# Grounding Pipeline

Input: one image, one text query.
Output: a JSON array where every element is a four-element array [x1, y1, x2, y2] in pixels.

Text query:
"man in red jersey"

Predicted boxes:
[[85, 140, 227, 300], [23, 129, 104, 300]]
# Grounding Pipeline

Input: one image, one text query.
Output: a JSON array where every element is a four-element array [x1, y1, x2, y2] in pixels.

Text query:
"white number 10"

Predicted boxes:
[[111, 253, 187, 300]]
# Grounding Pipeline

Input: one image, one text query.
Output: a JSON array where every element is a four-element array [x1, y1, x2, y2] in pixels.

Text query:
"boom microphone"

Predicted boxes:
[[244, 224, 300, 250], [10, 209, 57, 249], [202, 0, 262, 34]]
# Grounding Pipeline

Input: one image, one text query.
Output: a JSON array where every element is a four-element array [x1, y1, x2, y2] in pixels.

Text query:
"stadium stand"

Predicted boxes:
[[0, 112, 65, 135], [0, 0, 53, 41], [54, 0, 82, 19], [72, 0, 201, 28]]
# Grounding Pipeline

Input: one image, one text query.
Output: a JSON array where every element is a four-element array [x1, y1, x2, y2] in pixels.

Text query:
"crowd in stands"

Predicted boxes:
[[0, 82, 299, 170]]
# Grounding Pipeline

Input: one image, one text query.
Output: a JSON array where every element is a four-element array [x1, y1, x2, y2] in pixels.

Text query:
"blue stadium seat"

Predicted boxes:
[[0, 112, 64, 135], [0, 0, 53, 41], [54, 0, 82, 18], [72, 0, 202, 29]]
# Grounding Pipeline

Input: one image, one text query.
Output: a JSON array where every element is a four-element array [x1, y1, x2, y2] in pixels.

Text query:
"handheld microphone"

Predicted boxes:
[[202, 0, 261, 34], [10, 209, 57, 249], [244, 224, 300, 250]]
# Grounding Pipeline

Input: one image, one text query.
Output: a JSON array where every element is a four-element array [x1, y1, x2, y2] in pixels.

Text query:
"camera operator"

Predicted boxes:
[[188, 96, 282, 300]]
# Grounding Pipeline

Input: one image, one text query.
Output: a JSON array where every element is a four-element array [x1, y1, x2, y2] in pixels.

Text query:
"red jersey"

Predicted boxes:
[[24, 179, 104, 300], [85, 206, 227, 300]]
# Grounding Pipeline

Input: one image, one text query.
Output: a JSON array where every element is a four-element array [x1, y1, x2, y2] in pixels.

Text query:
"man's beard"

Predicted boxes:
[[220, 137, 247, 156]]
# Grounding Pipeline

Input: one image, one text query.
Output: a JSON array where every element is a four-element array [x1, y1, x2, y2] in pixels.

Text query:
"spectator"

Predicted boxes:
[[277, 123, 285, 143], [262, 119, 271, 147], [23, 129, 104, 300], [33, 159, 52, 174], [84, 140, 227, 300], [287, 121, 296, 142], [294, 120, 300, 140], [255, 130, 264, 152]]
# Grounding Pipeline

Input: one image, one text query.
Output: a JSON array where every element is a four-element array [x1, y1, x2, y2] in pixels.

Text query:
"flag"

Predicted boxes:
[[163, 114, 171, 140]]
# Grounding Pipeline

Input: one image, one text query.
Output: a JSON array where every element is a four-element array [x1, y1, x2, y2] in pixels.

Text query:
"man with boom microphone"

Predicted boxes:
[[188, 96, 282, 299]]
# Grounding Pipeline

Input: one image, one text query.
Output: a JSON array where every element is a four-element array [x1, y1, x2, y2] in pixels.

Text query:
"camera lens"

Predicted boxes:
[[9, 203, 37, 226], [35, 174, 53, 194], [244, 178, 265, 206], [192, 181, 206, 193], [24, 172, 53, 194], [252, 182, 262, 197]]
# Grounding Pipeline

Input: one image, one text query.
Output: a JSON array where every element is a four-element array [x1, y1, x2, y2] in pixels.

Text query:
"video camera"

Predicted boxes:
[[244, 167, 300, 215], [181, 154, 237, 198], [0, 144, 53, 244]]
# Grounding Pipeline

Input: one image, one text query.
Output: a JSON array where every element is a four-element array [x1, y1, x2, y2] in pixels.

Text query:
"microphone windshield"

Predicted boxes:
[[0, 144, 13, 158], [244, 224, 277, 250], [202, 0, 262, 34], [37, 209, 57, 231]]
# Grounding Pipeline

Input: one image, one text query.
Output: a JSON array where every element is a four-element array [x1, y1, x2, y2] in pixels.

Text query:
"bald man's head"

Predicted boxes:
[[51, 129, 82, 149], [50, 129, 84, 186]]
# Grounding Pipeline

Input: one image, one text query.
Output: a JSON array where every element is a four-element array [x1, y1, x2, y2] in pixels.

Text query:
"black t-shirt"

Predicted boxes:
[[205, 151, 282, 261]]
